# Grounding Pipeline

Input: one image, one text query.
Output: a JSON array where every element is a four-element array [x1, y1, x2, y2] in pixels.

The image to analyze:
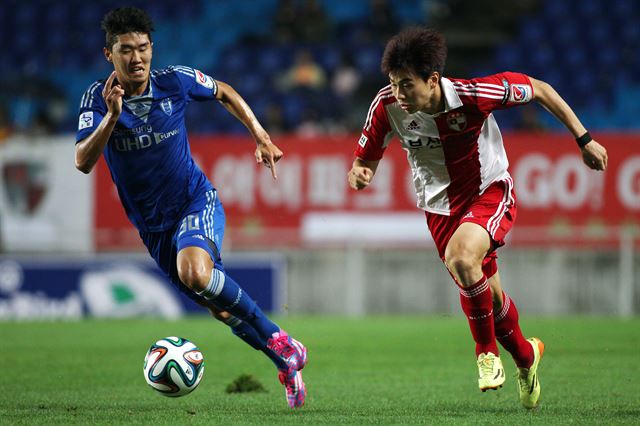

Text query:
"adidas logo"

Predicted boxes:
[[406, 120, 420, 131]]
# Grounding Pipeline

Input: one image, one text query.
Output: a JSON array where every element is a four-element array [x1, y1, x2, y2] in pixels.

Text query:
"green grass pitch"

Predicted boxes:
[[1, 316, 639, 424]]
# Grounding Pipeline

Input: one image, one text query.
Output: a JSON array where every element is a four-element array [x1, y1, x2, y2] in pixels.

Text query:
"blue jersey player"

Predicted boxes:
[[75, 7, 307, 408]]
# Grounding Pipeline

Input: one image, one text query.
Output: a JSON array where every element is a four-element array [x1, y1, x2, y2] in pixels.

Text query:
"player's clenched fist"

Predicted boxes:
[[348, 166, 373, 190]]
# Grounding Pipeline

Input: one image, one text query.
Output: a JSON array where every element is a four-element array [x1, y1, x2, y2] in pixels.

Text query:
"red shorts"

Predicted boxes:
[[425, 178, 517, 279]]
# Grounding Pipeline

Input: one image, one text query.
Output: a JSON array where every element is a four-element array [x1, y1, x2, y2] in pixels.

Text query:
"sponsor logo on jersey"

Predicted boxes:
[[509, 84, 531, 103], [195, 69, 214, 89], [78, 111, 93, 130], [406, 120, 420, 131], [113, 128, 180, 152], [161, 98, 173, 116], [358, 134, 368, 148], [447, 112, 467, 132]]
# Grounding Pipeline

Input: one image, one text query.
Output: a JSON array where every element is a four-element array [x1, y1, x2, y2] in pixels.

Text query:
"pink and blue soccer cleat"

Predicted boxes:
[[267, 330, 307, 408], [278, 367, 306, 408]]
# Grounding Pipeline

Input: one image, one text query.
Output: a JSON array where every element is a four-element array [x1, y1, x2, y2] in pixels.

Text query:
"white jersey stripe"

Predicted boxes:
[[86, 83, 102, 108], [364, 87, 393, 131], [80, 83, 95, 108], [454, 91, 504, 100], [487, 179, 510, 237], [82, 82, 101, 109], [364, 87, 392, 127], [174, 66, 195, 75], [203, 191, 211, 240], [210, 190, 218, 243], [487, 177, 514, 237], [175, 69, 195, 78], [452, 86, 505, 95], [453, 81, 504, 90], [365, 93, 394, 131], [152, 67, 196, 77]]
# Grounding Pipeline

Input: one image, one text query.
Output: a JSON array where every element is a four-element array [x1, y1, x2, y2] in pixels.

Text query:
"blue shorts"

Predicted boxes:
[[139, 189, 225, 305]]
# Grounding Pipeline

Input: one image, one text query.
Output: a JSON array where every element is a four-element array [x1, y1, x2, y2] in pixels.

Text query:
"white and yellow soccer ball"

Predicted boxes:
[[143, 336, 205, 397]]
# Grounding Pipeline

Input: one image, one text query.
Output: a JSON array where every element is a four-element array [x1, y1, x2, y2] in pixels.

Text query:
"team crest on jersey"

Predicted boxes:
[[447, 112, 467, 132], [161, 98, 173, 116], [509, 84, 532, 103], [195, 69, 214, 89], [78, 111, 93, 130]]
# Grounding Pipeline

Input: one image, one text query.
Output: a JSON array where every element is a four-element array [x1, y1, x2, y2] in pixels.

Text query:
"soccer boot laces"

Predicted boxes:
[[517, 337, 545, 409], [266, 330, 307, 371], [477, 352, 505, 391]]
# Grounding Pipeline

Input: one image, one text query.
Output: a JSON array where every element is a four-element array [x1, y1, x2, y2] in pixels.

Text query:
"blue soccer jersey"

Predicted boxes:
[[76, 66, 218, 232]]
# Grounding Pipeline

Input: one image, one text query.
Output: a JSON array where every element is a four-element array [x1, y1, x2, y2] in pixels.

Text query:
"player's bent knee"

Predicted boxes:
[[445, 253, 476, 276], [177, 260, 211, 292]]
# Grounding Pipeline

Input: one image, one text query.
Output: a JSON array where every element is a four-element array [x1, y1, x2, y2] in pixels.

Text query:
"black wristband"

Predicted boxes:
[[576, 131, 592, 147]]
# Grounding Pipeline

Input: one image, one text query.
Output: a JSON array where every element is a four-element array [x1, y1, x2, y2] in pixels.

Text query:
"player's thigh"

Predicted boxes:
[[174, 189, 226, 271], [445, 221, 492, 265]]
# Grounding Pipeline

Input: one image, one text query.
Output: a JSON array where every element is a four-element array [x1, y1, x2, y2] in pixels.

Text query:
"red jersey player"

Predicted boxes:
[[347, 27, 608, 409]]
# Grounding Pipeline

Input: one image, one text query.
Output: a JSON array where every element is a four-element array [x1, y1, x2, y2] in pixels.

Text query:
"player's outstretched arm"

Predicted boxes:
[[348, 158, 380, 190], [530, 77, 608, 171], [75, 71, 124, 174], [215, 80, 283, 179]]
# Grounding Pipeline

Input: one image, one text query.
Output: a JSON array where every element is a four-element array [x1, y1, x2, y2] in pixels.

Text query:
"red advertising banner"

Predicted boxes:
[[95, 133, 639, 250]]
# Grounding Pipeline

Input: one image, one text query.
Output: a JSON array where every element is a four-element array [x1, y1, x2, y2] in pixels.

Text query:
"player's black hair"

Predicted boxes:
[[381, 27, 447, 79], [101, 7, 155, 50]]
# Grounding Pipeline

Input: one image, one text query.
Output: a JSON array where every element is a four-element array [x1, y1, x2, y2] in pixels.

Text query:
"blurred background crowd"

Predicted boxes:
[[1, 0, 638, 142]]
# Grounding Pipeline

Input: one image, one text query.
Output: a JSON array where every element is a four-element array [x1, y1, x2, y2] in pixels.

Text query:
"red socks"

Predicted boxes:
[[494, 292, 534, 368], [459, 276, 499, 356]]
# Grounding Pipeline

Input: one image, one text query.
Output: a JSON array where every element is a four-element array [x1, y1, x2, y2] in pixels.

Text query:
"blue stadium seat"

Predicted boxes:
[[494, 44, 521, 70], [222, 49, 252, 75], [541, 0, 571, 23], [563, 47, 587, 69], [611, 0, 637, 18], [322, 0, 369, 23], [352, 44, 383, 76], [312, 46, 342, 74], [519, 19, 546, 45], [257, 46, 293, 77], [575, 0, 603, 19]]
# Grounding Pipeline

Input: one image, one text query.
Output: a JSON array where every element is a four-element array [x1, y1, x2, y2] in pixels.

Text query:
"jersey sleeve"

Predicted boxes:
[[354, 88, 395, 161], [76, 81, 107, 143], [172, 65, 218, 102], [453, 72, 534, 114]]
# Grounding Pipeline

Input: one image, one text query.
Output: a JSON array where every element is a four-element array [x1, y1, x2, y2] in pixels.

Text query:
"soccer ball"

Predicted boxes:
[[143, 336, 205, 397]]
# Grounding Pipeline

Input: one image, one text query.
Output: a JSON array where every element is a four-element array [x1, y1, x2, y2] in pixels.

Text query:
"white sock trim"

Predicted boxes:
[[197, 268, 226, 299]]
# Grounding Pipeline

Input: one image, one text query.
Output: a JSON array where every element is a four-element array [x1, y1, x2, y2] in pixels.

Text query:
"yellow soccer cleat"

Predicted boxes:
[[517, 337, 545, 409], [477, 352, 505, 391]]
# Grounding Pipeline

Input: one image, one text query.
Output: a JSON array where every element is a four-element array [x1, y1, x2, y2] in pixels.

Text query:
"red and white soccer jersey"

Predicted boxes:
[[355, 72, 534, 216]]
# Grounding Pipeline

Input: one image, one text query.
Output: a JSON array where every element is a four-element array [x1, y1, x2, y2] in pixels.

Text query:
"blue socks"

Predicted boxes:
[[227, 318, 288, 370], [197, 267, 280, 341]]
